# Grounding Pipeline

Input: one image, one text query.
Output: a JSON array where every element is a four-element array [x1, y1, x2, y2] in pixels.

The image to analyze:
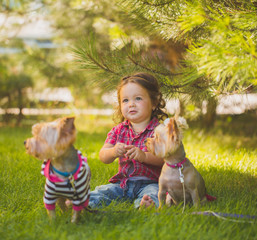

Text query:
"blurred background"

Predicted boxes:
[[1, 0, 257, 128]]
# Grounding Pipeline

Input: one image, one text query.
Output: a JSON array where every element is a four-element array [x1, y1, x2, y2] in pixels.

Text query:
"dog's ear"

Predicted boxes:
[[176, 117, 188, 130], [60, 117, 75, 133], [167, 118, 180, 143], [58, 117, 76, 147], [32, 123, 41, 136], [167, 118, 178, 134]]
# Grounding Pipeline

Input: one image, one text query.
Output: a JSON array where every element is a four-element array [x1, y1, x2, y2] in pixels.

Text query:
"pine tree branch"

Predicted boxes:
[[154, 20, 175, 26], [127, 55, 181, 76], [73, 37, 120, 75], [160, 74, 204, 89], [84, 52, 118, 74], [160, 81, 187, 89], [138, 0, 174, 7], [230, 25, 257, 32]]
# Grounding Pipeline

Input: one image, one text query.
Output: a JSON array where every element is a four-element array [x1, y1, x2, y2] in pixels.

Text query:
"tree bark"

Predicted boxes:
[[203, 98, 217, 129]]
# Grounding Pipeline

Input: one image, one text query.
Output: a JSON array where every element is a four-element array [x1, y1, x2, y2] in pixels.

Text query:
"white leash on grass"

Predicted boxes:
[[191, 211, 255, 224], [166, 159, 187, 214], [178, 166, 254, 223], [178, 166, 186, 214]]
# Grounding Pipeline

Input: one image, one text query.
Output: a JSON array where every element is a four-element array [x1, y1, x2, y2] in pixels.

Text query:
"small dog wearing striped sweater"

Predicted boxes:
[[24, 117, 91, 223]]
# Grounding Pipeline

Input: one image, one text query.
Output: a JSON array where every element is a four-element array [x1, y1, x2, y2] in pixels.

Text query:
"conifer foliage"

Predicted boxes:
[[73, 0, 257, 100]]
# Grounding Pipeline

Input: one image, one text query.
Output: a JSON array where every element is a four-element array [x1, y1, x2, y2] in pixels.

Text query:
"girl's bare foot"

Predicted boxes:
[[139, 195, 155, 209]]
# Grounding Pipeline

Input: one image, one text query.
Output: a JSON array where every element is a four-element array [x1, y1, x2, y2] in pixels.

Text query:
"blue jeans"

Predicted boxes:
[[89, 180, 159, 209]]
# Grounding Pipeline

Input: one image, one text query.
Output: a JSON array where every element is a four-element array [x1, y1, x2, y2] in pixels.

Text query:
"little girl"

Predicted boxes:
[[89, 72, 168, 209]]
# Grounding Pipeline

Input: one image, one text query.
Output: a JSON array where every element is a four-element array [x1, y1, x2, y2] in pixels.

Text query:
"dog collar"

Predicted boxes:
[[51, 161, 80, 177], [166, 158, 187, 168]]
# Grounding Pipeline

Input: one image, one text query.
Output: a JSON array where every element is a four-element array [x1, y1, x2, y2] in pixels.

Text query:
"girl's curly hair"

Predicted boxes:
[[114, 72, 168, 123]]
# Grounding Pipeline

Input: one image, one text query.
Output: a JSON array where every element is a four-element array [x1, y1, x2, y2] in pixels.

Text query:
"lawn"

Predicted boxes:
[[0, 114, 256, 240]]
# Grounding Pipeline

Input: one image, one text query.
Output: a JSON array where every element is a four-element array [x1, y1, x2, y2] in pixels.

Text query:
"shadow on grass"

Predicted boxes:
[[198, 166, 256, 210], [189, 113, 257, 150]]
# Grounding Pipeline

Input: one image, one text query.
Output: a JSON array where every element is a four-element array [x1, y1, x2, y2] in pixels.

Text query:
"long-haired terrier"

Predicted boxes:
[[24, 117, 91, 223], [146, 116, 215, 209]]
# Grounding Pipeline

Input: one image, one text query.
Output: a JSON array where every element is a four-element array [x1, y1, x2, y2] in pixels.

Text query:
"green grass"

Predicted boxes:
[[0, 114, 256, 240]]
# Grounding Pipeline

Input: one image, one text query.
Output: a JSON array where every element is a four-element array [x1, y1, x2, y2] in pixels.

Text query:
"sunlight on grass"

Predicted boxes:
[[184, 128, 256, 175], [75, 115, 114, 133], [0, 115, 256, 240]]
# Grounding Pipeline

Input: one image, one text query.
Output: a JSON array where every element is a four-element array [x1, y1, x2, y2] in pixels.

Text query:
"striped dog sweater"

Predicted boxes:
[[41, 150, 90, 211]]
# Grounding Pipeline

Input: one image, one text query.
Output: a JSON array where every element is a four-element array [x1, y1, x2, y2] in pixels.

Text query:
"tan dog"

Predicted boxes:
[[146, 117, 208, 209], [24, 117, 91, 223]]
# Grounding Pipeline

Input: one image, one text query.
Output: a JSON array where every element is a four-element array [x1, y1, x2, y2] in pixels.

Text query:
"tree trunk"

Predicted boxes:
[[16, 89, 23, 126], [3, 94, 11, 124], [203, 98, 217, 129]]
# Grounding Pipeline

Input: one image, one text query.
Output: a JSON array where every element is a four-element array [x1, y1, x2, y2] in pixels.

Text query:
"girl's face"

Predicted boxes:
[[120, 82, 154, 124]]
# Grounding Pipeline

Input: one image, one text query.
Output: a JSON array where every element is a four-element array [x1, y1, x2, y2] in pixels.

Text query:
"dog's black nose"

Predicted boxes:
[[24, 140, 27, 145]]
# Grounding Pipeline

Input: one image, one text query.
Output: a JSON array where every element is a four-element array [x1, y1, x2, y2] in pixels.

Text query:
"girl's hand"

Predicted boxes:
[[124, 145, 146, 163], [114, 143, 127, 158]]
